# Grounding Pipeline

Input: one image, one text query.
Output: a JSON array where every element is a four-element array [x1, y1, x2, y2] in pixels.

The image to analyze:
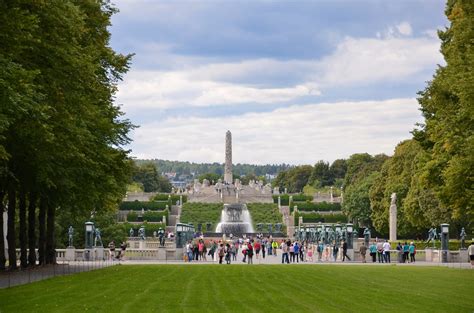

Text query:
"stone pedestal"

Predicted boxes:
[[458, 249, 468, 263], [157, 247, 166, 260], [94, 247, 104, 260], [65, 247, 75, 261], [139, 240, 146, 250], [425, 248, 441, 262]]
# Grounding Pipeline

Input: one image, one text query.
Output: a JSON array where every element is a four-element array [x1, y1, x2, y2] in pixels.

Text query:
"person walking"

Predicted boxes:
[[281, 240, 289, 264], [241, 241, 248, 263], [217, 243, 225, 264], [396, 242, 403, 263], [369, 241, 377, 263], [383, 240, 391, 263], [376, 240, 384, 263], [186, 241, 193, 262], [293, 242, 300, 263], [108, 241, 116, 260], [119, 241, 127, 260], [225, 243, 231, 264], [403, 242, 409, 263], [468, 242, 474, 267], [359, 242, 367, 263], [317, 242, 324, 262], [342, 240, 351, 261], [272, 240, 279, 257], [289, 243, 295, 263], [409, 242, 416, 263], [247, 241, 254, 264], [307, 245, 314, 262], [332, 242, 339, 262]]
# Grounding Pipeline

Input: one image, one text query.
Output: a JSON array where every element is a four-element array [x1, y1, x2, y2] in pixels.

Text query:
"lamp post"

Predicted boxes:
[[346, 223, 353, 249], [441, 223, 449, 263], [84, 221, 94, 261]]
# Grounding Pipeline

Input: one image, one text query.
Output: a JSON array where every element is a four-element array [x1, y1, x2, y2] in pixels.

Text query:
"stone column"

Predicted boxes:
[[389, 193, 397, 242], [224, 130, 233, 184]]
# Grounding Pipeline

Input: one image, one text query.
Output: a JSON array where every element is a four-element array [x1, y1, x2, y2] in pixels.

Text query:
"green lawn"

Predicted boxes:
[[0, 265, 472, 313]]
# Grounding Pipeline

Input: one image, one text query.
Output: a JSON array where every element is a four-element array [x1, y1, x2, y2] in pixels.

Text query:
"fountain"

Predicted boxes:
[[215, 203, 254, 234]]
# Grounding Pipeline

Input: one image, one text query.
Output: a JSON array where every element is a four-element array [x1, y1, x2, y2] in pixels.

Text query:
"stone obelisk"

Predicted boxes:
[[389, 193, 397, 242], [224, 130, 233, 184]]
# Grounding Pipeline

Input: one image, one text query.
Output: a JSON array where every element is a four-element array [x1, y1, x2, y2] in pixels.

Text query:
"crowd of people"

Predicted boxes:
[[183, 237, 361, 264]]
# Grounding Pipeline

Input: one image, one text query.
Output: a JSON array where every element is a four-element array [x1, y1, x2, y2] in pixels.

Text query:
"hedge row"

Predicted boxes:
[[246, 203, 286, 233], [120, 200, 170, 211], [291, 201, 341, 212], [151, 194, 188, 203], [273, 194, 313, 205], [180, 202, 223, 232], [127, 210, 169, 223], [294, 212, 348, 224]]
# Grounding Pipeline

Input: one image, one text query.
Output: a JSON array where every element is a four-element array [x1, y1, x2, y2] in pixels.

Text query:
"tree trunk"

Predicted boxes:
[[45, 202, 55, 264], [0, 191, 6, 270], [38, 197, 46, 266], [7, 186, 17, 270], [19, 189, 27, 268], [28, 191, 37, 266]]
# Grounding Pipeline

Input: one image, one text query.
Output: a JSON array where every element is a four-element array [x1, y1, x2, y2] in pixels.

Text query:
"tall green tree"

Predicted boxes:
[[413, 0, 474, 228], [309, 161, 332, 187], [0, 0, 134, 268], [342, 153, 388, 226]]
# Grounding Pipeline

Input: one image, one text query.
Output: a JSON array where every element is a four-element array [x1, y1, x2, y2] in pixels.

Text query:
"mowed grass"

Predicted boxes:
[[0, 265, 472, 313]]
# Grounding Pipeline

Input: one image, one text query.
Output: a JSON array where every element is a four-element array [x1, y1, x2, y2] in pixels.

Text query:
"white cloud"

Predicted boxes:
[[396, 22, 413, 36], [318, 36, 441, 86], [117, 29, 441, 111], [129, 98, 423, 164]]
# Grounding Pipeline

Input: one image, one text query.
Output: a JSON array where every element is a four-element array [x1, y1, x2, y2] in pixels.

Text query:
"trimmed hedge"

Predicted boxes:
[[294, 212, 348, 224], [127, 210, 169, 223], [291, 201, 341, 212], [151, 194, 188, 203], [120, 200, 169, 211], [246, 203, 286, 233], [272, 194, 313, 205], [180, 203, 222, 231]]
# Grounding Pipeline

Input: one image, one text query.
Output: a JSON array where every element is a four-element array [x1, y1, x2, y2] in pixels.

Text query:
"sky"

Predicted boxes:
[[110, 0, 448, 165]]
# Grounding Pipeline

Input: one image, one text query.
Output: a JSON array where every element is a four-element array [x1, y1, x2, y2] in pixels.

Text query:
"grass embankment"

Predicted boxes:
[[0, 265, 472, 313]]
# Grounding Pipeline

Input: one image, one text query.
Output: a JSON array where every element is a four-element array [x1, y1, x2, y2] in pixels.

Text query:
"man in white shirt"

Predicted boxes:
[[382, 240, 391, 263]]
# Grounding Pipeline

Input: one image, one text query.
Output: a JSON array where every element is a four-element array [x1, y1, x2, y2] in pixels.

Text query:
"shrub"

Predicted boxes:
[[180, 203, 222, 231], [291, 201, 341, 212], [247, 203, 286, 233], [294, 212, 348, 224], [151, 194, 188, 203], [119, 200, 169, 211]]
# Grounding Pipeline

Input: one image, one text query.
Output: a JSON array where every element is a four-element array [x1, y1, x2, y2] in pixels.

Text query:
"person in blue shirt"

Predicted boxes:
[[369, 241, 377, 262], [402, 242, 410, 263], [293, 242, 300, 263]]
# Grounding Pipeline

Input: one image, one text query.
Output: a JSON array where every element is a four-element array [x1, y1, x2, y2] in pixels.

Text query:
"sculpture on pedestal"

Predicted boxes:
[[426, 227, 438, 248], [460, 227, 466, 249], [68, 226, 74, 247], [94, 228, 103, 247], [363, 227, 371, 247]]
